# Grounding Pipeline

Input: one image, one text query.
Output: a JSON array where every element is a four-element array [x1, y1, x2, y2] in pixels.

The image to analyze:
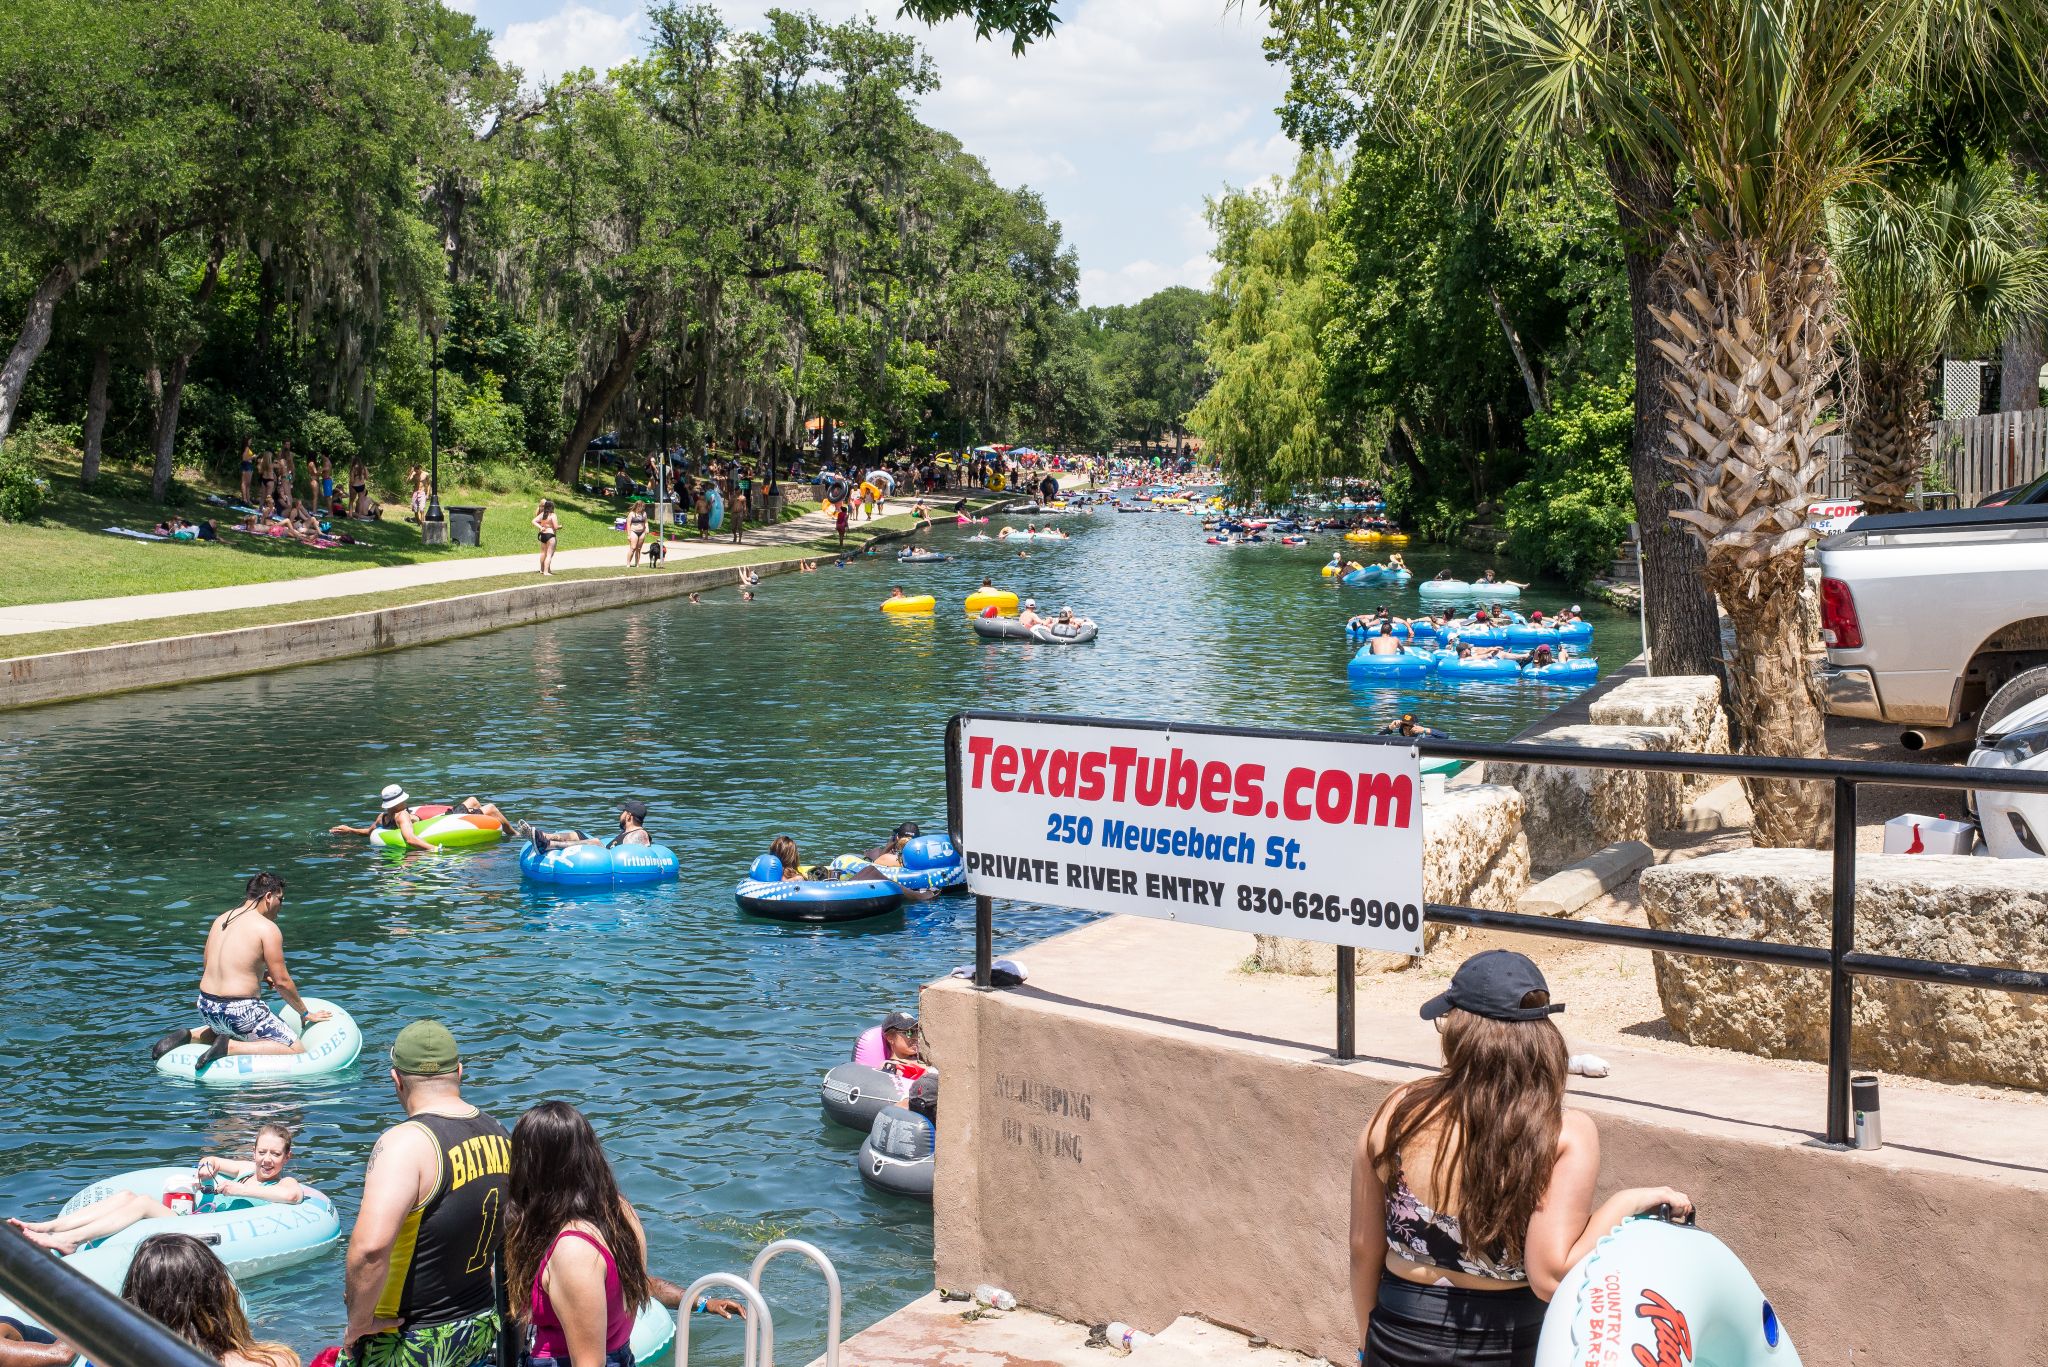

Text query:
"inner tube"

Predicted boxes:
[[858, 1104, 934, 1201], [820, 1062, 910, 1132], [880, 595, 935, 614], [1347, 649, 1434, 680], [882, 832, 965, 893], [897, 550, 950, 563], [1341, 567, 1384, 585], [630, 1303, 679, 1364], [1451, 625, 1511, 647], [735, 860, 906, 923], [0, 1168, 340, 1322], [971, 617, 1098, 644], [369, 809, 505, 850], [1420, 579, 1522, 600], [1535, 1216, 1798, 1367], [1348, 621, 1440, 643], [155, 998, 362, 1083], [1523, 657, 1601, 684], [964, 589, 1019, 616], [520, 841, 681, 887], [1506, 621, 1594, 648], [1431, 651, 1524, 680]]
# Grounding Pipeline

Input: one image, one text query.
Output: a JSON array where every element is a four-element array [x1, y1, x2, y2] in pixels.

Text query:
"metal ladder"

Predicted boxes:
[[673, 1238, 844, 1367]]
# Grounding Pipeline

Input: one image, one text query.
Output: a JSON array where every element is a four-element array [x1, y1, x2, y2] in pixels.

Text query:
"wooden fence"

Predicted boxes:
[[1819, 408, 2048, 505]]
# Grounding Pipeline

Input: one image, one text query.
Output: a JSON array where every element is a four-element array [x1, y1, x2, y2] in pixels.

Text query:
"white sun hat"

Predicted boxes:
[[380, 784, 410, 811]]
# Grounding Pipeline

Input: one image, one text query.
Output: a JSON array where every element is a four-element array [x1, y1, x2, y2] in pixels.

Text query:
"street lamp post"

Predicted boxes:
[[423, 323, 447, 544]]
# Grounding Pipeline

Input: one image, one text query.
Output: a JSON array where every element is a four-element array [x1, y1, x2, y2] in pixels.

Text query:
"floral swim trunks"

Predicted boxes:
[[195, 990, 298, 1046]]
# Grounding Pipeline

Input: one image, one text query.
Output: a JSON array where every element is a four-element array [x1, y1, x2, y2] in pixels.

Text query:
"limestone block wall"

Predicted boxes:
[[1587, 674, 1729, 808], [1641, 849, 2048, 1089], [1482, 723, 1680, 872], [1250, 784, 1529, 975]]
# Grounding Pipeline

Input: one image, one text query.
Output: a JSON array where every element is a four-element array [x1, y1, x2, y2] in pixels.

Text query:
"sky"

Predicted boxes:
[[452, 0, 1301, 306]]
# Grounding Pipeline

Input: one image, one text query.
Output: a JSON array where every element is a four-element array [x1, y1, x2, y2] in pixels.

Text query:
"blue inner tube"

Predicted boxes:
[[1347, 649, 1434, 680], [1523, 657, 1601, 684], [1350, 621, 1444, 643], [520, 841, 680, 886], [1452, 626, 1510, 647], [1432, 651, 1526, 680], [883, 832, 965, 893], [1506, 621, 1593, 648], [736, 872, 906, 922]]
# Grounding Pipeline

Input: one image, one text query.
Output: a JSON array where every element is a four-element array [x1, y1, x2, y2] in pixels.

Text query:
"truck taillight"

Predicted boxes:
[[1819, 577, 1861, 648]]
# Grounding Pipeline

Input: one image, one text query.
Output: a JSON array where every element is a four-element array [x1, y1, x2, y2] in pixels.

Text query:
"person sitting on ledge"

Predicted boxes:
[[1349, 950, 1691, 1367]]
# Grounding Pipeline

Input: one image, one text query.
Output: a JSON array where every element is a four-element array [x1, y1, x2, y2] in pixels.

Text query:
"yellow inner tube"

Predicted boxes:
[[881, 595, 935, 614], [965, 589, 1019, 616]]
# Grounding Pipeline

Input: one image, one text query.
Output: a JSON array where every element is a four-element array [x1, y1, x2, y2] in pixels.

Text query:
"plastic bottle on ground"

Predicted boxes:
[[973, 1284, 1016, 1311], [1103, 1323, 1153, 1351]]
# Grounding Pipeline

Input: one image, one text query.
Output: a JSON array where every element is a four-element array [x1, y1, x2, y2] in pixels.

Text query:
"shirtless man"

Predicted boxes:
[[1016, 598, 1044, 630], [148, 873, 329, 1072]]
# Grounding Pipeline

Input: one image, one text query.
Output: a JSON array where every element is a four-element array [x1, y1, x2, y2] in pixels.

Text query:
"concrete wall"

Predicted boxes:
[[925, 920, 2048, 1366], [0, 560, 788, 711]]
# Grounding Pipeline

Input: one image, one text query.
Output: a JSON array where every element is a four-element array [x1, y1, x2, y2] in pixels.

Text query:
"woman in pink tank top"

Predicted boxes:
[[506, 1102, 651, 1367]]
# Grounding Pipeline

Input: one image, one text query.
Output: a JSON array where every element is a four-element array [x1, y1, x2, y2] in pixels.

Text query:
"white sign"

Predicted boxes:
[[956, 717, 1427, 956], [1807, 500, 1863, 536]]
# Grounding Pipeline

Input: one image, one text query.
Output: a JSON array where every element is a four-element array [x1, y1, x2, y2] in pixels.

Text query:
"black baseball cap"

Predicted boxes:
[[894, 821, 921, 839], [1420, 950, 1564, 1023], [622, 799, 649, 821], [882, 1011, 919, 1034]]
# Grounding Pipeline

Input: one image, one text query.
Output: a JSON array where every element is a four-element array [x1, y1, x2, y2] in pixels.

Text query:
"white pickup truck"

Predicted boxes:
[[1815, 505, 2048, 738]]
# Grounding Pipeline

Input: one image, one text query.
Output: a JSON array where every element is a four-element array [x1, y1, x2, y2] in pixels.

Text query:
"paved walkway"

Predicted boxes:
[[0, 496, 938, 637]]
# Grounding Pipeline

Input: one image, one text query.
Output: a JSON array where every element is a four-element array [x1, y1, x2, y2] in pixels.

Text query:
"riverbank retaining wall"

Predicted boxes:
[[924, 915, 2048, 1367]]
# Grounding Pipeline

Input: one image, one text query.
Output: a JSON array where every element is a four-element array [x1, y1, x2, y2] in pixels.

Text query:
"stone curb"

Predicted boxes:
[[1517, 839, 1654, 919]]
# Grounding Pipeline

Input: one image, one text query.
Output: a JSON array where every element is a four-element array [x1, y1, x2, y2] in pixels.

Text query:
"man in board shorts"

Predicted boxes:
[[148, 872, 330, 1072], [343, 1022, 510, 1367]]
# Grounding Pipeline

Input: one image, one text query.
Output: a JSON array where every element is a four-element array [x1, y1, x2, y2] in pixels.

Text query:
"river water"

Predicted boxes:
[[0, 501, 1638, 1361]]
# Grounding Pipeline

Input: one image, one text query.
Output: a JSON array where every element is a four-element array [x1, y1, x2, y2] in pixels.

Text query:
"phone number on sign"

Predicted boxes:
[[1239, 886, 1422, 931]]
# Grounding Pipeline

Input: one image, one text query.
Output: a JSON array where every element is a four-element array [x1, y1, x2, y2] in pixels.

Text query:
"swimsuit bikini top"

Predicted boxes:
[[1383, 1174, 1527, 1283]]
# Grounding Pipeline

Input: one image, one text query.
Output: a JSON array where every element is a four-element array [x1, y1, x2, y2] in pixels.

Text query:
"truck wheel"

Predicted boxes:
[[1979, 665, 2048, 742]]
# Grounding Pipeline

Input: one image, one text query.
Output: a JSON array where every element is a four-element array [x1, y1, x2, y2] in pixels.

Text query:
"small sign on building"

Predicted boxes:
[[953, 716, 1427, 957]]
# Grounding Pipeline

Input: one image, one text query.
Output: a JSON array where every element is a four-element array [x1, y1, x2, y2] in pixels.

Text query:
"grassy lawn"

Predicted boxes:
[[0, 508, 932, 661], [0, 450, 821, 608]]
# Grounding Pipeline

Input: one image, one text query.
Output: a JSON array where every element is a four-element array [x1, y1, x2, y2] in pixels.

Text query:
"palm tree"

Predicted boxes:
[[1285, 0, 2042, 845], [1831, 161, 2048, 514]]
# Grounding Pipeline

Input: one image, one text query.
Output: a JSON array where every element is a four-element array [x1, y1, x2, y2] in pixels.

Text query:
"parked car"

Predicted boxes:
[[1977, 468, 2048, 507], [1968, 667, 2048, 857], [1815, 504, 2048, 738]]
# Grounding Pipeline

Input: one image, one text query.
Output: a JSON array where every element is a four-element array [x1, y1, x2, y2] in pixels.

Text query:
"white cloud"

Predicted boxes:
[[1081, 253, 1217, 308], [497, 4, 641, 86], [479, 0, 1296, 304]]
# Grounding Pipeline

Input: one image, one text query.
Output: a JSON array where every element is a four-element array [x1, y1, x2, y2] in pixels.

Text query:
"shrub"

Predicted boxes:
[[0, 416, 70, 521], [301, 410, 359, 462], [1502, 376, 1635, 583]]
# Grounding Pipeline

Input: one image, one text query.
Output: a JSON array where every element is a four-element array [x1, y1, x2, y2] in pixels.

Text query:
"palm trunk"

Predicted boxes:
[[81, 344, 112, 486], [1608, 153, 1724, 680], [1653, 239, 1837, 848], [1848, 356, 1932, 515], [2000, 316, 2043, 413]]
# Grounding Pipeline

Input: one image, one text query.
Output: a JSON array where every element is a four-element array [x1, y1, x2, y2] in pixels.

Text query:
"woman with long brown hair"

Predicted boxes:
[[122, 1233, 298, 1367], [1350, 951, 1690, 1366], [506, 1102, 652, 1367]]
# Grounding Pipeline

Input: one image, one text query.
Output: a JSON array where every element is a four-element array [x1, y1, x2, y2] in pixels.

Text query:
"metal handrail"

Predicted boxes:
[[748, 1241, 842, 1367], [944, 709, 2048, 1147], [674, 1273, 774, 1367], [0, 1226, 218, 1367]]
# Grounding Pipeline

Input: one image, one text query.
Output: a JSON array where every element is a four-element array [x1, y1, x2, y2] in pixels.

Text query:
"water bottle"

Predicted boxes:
[[972, 1284, 1016, 1311], [1103, 1323, 1152, 1351]]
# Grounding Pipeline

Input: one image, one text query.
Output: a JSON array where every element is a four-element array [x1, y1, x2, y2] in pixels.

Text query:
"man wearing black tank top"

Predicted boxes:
[[343, 1021, 511, 1367]]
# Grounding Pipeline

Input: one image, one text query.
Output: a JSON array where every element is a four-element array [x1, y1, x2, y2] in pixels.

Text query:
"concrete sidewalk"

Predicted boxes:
[[0, 497, 920, 637]]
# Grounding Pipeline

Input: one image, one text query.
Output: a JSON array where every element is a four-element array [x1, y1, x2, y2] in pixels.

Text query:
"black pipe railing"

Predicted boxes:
[[945, 709, 2048, 1147], [0, 1226, 218, 1367]]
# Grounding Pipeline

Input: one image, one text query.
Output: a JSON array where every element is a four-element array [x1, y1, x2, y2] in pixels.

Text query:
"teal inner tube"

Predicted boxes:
[[0, 1166, 340, 1325], [1347, 648, 1434, 680], [1536, 1216, 1799, 1366], [155, 998, 362, 1083], [520, 840, 681, 886]]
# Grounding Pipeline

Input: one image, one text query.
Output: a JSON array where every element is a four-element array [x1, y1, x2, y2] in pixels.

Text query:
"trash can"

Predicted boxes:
[[447, 505, 486, 546]]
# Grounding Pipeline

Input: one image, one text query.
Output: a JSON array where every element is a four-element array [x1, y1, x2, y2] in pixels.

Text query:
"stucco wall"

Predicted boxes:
[[925, 933, 2048, 1366]]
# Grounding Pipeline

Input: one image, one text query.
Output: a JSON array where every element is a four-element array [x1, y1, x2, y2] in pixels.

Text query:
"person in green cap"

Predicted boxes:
[[342, 1021, 510, 1367]]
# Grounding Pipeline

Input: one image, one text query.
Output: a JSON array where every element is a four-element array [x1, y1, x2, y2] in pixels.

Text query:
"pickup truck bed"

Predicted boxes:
[[1816, 506, 2048, 727]]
